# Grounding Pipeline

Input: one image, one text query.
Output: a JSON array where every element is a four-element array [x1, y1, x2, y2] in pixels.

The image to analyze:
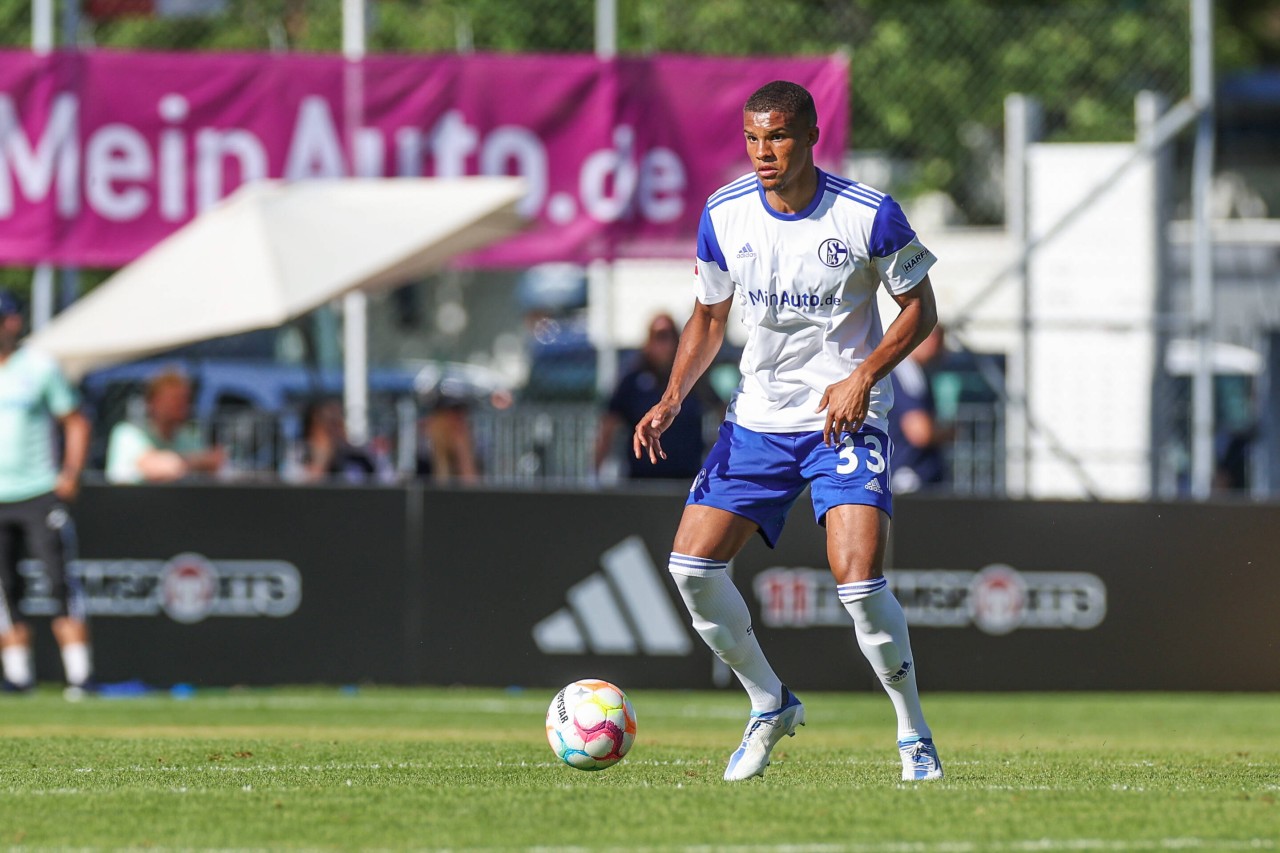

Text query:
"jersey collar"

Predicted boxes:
[[756, 167, 827, 222]]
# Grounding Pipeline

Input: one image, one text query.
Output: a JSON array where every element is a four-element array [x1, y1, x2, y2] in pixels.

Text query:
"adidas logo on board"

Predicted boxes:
[[533, 536, 692, 657]]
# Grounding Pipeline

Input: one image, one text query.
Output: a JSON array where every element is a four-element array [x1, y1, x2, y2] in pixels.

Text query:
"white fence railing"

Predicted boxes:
[[200, 401, 1004, 494]]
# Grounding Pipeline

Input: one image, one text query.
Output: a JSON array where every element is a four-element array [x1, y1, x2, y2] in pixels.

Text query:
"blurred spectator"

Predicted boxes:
[[300, 398, 380, 483], [887, 324, 953, 493], [415, 394, 481, 485], [595, 313, 715, 481], [1214, 426, 1255, 492], [0, 289, 95, 694], [105, 370, 225, 484]]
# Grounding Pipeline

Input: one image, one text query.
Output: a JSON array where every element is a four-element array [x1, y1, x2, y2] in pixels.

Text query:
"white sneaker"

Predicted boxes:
[[898, 737, 943, 781], [723, 686, 805, 781]]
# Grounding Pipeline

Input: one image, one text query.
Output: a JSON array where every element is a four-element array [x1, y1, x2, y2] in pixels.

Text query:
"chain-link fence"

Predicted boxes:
[[3, 1, 1276, 497]]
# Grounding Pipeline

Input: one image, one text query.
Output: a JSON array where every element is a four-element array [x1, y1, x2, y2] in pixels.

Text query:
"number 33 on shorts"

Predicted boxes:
[[836, 432, 887, 475]]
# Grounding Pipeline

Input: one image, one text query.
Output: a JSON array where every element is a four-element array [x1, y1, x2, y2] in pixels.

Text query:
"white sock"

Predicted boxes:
[[838, 577, 931, 742], [2, 645, 33, 687], [60, 642, 92, 687], [670, 553, 784, 713]]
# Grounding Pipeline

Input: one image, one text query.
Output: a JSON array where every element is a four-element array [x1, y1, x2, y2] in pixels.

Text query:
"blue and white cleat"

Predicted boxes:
[[723, 686, 805, 781], [898, 736, 944, 781]]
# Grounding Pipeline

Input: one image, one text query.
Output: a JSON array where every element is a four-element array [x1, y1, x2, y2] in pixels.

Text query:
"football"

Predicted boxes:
[[545, 679, 637, 770]]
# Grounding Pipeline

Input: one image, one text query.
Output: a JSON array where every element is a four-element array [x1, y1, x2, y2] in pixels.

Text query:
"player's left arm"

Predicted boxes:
[[816, 276, 937, 445], [45, 360, 89, 500], [56, 409, 90, 501], [634, 296, 731, 464]]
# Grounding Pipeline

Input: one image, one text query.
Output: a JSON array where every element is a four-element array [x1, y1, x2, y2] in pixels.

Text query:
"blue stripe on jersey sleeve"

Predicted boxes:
[[697, 206, 728, 271], [708, 184, 758, 210], [826, 175, 884, 203], [834, 188, 880, 210], [708, 174, 757, 206], [869, 196, 918, 259]]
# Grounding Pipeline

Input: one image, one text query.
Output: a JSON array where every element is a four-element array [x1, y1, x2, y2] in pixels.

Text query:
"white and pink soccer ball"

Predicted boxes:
[[545, 679, 637, 771]]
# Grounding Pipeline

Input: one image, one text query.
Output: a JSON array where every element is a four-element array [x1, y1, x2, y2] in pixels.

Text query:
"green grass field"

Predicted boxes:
[[0, 686, 1277, 850]]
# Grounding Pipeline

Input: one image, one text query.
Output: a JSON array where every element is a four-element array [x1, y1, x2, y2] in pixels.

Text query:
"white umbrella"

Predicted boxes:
[[28, 177, 528, 379]]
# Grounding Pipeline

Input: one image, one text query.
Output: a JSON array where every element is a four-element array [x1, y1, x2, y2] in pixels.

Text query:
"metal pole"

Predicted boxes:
[[32, 0, 53, 54], [30, 266, 54, 331], [57, 0, 83, 321], [61, 0, 80, 46], [593, 0, 618, 408], [1189, 0, 1215, 499], [595, 0, 617, 60], [342, 0, 365, 58], [588, 260, 617, 399], [1003, 94, 1041, 498], [342, 0, 370, 445], [30, 0, 55, 330], [1137, 91, 1174, 498]]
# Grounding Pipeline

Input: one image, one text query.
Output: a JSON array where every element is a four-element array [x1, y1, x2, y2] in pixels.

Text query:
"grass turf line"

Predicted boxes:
[[0, 687, 1276, 849]]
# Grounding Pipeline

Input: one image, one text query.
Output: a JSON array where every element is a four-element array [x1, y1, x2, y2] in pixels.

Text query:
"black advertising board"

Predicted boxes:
[[17, 485, 1280, 690], [888, 498, 1280, 691], [26, 484, 413, 686], [416, 489, 1280, 693], [416, 487, 713, 689]]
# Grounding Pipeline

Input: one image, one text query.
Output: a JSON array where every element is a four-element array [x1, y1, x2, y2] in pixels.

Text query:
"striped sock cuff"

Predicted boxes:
[[837, 576, 888, 603], [668, 553, 730, 577]]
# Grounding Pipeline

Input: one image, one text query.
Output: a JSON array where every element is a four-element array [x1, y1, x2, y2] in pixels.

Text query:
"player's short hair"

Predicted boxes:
[[744, 81, 817, 128]]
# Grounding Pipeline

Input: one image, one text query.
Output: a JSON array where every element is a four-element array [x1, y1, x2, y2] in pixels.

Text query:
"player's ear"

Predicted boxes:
[[808, 125, 820, 148]]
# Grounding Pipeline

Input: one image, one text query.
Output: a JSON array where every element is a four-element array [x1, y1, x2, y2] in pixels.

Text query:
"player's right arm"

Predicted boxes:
[[634, 204, 735, 464], [634, 297, 731, 464]]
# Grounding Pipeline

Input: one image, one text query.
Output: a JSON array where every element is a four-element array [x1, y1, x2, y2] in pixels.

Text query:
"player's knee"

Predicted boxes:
[[668, 556, 724, 606]]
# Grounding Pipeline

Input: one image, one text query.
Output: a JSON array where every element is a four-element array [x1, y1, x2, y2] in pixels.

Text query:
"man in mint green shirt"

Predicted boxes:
[[105, 370, 224, 484], [0, 290, 94, 695]]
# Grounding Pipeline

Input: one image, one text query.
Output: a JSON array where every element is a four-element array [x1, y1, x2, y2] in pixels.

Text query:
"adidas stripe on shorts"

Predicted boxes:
[[686, 421, 894, 548]]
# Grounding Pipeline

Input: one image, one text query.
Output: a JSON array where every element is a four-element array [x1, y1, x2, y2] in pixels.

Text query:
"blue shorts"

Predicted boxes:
[[686, 421, 894, 548]]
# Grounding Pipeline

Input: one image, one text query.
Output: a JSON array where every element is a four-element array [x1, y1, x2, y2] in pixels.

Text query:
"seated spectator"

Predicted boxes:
[[105, 370, 225, 483], [300, 398, 379, 483], [415, 390, 481, 485], [887, 324, 953, 493], [594, 313, 716, 481], [1214, 425, 1255, 492]]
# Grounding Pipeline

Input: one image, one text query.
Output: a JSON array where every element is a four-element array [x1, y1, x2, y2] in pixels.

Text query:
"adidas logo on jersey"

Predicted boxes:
[[864, 478, 884, 494], [736, 242, 756, 259]]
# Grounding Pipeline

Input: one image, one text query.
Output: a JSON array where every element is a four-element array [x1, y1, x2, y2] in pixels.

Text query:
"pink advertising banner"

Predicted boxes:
[[0, 50, 847, 268]]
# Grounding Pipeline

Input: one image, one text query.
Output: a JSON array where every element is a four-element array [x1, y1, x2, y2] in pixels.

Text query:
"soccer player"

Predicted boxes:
[[633, 81, 943, 781], [0, 290, 95, 697]]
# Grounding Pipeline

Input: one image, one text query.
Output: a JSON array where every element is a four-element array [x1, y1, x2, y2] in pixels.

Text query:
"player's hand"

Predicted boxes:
[[633, 399, 681, 464], [54, 470, 80, 502], [188, 446, 227, 473], [816, 371, 874, 446]]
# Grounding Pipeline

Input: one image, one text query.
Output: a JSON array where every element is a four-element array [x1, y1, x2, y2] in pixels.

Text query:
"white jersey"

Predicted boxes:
[[694, 168, 936, 433]]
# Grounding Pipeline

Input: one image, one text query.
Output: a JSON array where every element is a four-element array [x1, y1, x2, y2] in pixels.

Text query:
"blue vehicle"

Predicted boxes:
[[78, 323, 420, 474]]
